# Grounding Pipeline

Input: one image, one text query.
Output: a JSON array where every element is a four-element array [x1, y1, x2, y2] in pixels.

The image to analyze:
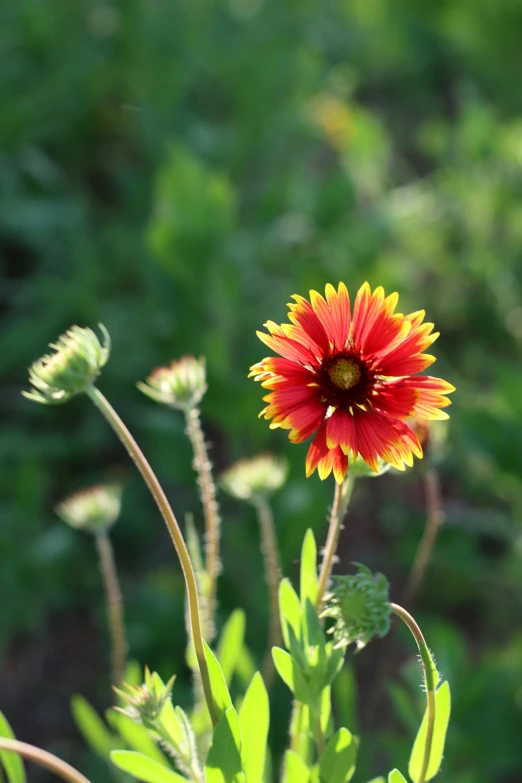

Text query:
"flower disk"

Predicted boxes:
[[250, 282, 455, 483]]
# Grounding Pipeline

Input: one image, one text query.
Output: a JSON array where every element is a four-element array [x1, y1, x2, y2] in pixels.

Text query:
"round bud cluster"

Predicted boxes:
[[221, 453, 288, 501], [56, 484, 122, 535], [138, 356, 207, 411]]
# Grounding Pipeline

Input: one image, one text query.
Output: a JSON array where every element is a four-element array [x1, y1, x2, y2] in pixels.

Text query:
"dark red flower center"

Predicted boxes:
[[320, 352, 374, 409], [327, 357, 361, 390]]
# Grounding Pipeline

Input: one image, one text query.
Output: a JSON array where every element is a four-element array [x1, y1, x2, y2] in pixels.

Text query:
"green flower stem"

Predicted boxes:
[[86, 386, 218, 728], [185, 408, 221, 641], [316, 475, 356, 611], [311, 707, 325, 759], [253, 496, 282, 686], [405, 468, 444, 604], [0, 738, 92, 783], [391, 603, 436, 783], [95, 532, 127, 686]]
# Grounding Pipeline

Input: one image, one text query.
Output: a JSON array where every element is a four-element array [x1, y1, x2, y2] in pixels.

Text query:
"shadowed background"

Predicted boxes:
[[2, 0, 522, 780]]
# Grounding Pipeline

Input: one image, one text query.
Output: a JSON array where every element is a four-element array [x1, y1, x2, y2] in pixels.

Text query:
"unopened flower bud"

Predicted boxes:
[[322, 564, 391, 650], [56, 483, 122, 535], [115, 668, 175, 732], [221, 454, 288, 501], [138, 356, 207, 411], [23, 325, 110, 404], [348, 454, 391, 478]]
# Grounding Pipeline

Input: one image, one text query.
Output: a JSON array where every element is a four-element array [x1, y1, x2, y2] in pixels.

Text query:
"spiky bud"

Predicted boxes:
[[137, 356, 207, 411], [221, 453, 288, 501], [115, 668, 175, 732], [56, 483, 122, 535], [321, 564, 391, 650], [23, 325, 110, 404]]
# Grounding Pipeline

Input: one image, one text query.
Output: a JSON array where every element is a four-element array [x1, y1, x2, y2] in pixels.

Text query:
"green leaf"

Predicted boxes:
[[279, 579, 301, 649], [388, 772, 407, 783], [319, 686, 332, 735], [332, 666, 357, 734], [272, 648, 310, 703], [409, 681, 451, 783], [204, 641, 233, 721], [319, 727, 356, 783], [236, 645, 257, 690], [110, 751, 186, 782], [239, 673, 269, 783], [106, 711, 169, 766], [205, 708, 245, 783], [0, 711, 26, 783], [217, 610, 246, 687], [71, 695, 121, 759], [282, 750, 310, 783], [300, 529, 318, 607], [366, 779, 385, 783]]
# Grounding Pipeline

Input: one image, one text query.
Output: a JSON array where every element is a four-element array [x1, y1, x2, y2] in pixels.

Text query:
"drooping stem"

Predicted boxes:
[[0, 738, 91, 783], [86, 386, 218, 728], [184, 408, 221, 641], [95, 532, 127, 686], [391, 603, 436, 783], [405, 468, 445, 604], [253, 496, 282, 686], [316, 475, 356, 611]]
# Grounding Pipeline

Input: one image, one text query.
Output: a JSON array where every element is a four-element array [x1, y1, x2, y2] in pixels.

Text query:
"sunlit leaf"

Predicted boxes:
[[0, 711, 26, 783], [71, 695, 121, 759], [300, 529, 318, 607], [217, 609, 246, 686], [279, 579, 301, 649], [204, 642, 233, 721], [409, 681, 451, 783], [106, 710, 169, 766], [319, 727, 356, 783], [110, 751, 185, 782], [238, 673, 269, 783], [282, 750, 310, 783], [388, 771, 408, 783], [205, 708, 245, 783]]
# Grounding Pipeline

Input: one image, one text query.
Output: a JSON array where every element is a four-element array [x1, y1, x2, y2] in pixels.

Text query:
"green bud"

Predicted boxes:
[[56, 483, 122, 535], [137, 356, 207, 411], [220, 453, 288, 501], [115, 668, 175, 732], [321, 564, 391, 650], [348, 454, 391, 478], [23, 324, 110, 404]]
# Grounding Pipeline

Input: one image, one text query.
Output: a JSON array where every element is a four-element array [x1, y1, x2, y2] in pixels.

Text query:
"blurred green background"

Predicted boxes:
[[2, 0, 522, 780]]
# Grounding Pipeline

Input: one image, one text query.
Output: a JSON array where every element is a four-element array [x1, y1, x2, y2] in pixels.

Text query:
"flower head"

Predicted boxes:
[[221, 454, 288, 501], [138, 356, 207, 411], [321, 565, 391, 650], [115, 668, 175, 731], [23, 325, 110, 404], [56, 483, 123, 534], [250, 282, 455, 483]]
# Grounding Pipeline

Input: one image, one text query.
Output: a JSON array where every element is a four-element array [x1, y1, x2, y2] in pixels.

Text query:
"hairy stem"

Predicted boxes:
[[185, 409, 221, 641], [0, 738, 91, 783], [391, 603, 436, 783], [405, 468, 445, 604], [316, 475, 356, 611], [95, 532, 127, 686], [253, 496, 282, 687], [86, 386, 218, 727]]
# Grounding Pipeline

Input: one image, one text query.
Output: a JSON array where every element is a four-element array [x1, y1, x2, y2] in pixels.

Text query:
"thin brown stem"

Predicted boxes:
[[86, 386, 218, 727], [185, 409, 221, 641], [95, 532, 127, 686], [391, 603, 436, 783], [253, 497, 282, 687], [316, 476, 356, 611], [0, 738, 91, 783], [405, 468, 444, 604]]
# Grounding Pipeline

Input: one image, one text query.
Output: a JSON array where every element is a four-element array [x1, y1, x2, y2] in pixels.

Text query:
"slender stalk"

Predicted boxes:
[[253, 496, 282, 686], [95, 532, 127, 686], [86, 386, 218, 727], [391, 603, 436, 783], [0, 738, 91, 783], [405, 468, 445, 604], [185, 408, 221, 641], [316, 475, 356, 611]]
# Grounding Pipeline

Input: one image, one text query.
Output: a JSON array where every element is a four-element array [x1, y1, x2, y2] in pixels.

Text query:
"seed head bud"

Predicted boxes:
[[56, 483, 123, 535], [23, 325, 110, 404], [221, 453, 288, 501], [137, 356, 207, 411], [115, 668, 175, 732], [321, 564, 391, 650]]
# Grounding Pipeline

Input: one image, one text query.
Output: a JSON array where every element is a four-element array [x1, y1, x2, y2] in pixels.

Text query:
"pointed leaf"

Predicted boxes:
[[71, 695, 121, 759], [204, 642, 233, 721], [388, 772, 407, 783], [279, 579, 301, 649], [239, 673, 269, 783], [300, 530, 318, 607], [205, 708, 245, 783], [282, 750, 310, 783], [319, 727, 356, 783], [110, 751, 185, 782], [272, 648, 311, 703], [106, 711, 169, 766], [0, 711, 26, 783], [218, 610, 246, 686], [409, 681, 451, 783]]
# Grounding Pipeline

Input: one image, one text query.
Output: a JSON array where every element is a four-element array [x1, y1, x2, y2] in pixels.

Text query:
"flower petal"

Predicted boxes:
[[288, 294, 331, 356], [309, 282, 351, 352], [376, 310, 440, 376], [326, 408, 358, 455], [352, 282, 411, 359], [257, 321, 319, 366], [305, 422, 348, 483]]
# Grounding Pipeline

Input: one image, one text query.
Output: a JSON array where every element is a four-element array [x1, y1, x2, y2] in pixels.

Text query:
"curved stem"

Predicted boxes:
[[316, 475, 356, 611], [185, 409, 221, 641], [95, 532, 127, 686], [391, 603, 436, 783], [253, 497, 282, 687], [86, 386, 218, 727], [405, 468, 444, 604], [0, 738, 91, 783]]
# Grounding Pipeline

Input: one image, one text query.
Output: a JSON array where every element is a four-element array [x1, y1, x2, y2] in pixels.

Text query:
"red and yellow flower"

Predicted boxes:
[[250, 282, 454, 483]]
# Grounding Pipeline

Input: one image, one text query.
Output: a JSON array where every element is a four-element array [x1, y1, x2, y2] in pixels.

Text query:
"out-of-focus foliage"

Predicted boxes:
[[1, 0, 522, 781]]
